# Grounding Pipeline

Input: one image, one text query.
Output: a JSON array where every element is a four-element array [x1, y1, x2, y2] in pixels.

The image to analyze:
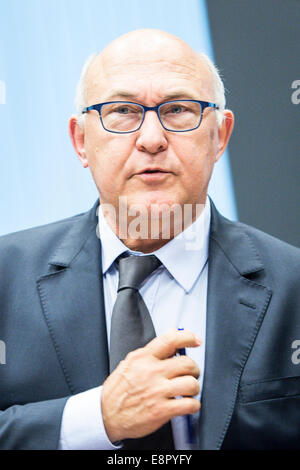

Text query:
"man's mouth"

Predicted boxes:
[[137, 168, 170, 175], [134, 168, 172, 182]]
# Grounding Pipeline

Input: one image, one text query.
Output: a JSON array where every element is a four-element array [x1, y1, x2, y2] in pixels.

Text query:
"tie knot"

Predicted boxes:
[[117, 254, 161, 291]]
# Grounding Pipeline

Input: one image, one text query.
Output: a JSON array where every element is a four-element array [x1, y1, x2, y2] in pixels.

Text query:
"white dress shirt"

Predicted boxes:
[[59, 198, 211, 450]]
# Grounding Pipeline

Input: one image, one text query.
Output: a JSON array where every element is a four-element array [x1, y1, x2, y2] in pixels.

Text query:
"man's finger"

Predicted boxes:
[[166, 396, 201, 417], [166, 375, 200, 398], [145, 329, 202, 360], [163, 355, 200, 379]]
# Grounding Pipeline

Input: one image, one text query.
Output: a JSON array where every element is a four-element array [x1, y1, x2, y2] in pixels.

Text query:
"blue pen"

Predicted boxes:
[[177, 328, 196, 446]]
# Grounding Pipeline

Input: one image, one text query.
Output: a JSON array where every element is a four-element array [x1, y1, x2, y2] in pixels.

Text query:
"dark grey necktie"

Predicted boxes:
[[109, 254, 174, 450]]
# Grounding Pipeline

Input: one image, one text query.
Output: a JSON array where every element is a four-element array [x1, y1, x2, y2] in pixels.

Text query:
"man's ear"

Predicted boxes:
[[69, 115, 89, 168], [215, 110, 234, 162]]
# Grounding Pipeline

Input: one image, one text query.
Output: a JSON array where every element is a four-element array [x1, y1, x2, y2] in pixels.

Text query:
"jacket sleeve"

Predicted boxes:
[[0, 396, 69, 450]]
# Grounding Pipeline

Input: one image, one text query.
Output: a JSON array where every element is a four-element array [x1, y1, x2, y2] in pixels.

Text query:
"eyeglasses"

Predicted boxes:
[[82, 99, 219, 134]]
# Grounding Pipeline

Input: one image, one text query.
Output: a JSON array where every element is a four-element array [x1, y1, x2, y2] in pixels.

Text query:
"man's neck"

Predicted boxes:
[[101, 202, 207, 254]]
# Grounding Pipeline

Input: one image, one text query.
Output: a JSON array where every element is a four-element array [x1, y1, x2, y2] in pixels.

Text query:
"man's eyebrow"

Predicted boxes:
[[103, 90, 199, 103], [103, 90, 139, 101], [161, 91, 199, 101]]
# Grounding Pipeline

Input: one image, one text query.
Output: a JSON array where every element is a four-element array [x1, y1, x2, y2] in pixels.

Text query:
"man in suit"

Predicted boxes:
[[1, 29, 300, 450]]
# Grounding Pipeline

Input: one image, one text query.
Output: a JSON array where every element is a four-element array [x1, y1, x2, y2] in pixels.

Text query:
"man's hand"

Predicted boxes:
[[101, 329, 201, 443]]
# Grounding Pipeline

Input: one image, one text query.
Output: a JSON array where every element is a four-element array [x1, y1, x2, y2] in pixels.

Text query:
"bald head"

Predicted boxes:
[[75, 29, 225, 124], [99, 29, 199, 69]]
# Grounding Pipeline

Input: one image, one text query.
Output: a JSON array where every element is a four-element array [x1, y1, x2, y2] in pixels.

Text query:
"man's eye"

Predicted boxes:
[[116, 107, 130, 114], [170, 105, 183, 114]]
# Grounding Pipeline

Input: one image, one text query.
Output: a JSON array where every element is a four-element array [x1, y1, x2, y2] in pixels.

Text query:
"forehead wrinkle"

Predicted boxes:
[[103, 61, 202, 80], [87, 68, 214, 106], [98, 58, 212, 94]]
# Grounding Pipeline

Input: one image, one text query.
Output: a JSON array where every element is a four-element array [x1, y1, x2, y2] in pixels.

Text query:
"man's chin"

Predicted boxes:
[[123, 192, 181, 213]]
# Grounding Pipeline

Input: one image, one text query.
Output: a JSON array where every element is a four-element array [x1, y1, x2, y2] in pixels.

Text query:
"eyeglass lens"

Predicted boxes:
[[100, 101, 202, 132]]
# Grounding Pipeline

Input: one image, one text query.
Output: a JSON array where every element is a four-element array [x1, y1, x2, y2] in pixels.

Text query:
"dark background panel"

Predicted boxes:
[[206, 0, 300, 247]]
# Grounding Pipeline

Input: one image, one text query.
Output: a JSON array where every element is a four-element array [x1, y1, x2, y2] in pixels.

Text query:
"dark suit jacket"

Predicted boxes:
[[1, 199, 300, 450]]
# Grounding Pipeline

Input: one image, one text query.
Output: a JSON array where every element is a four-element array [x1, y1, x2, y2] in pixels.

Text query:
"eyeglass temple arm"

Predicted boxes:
[[82, 104, 101, 114], [203, 101, 219, 110]]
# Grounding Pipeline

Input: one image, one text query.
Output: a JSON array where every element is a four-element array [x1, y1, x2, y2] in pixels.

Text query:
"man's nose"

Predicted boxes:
[[136, 110, 168, 154]]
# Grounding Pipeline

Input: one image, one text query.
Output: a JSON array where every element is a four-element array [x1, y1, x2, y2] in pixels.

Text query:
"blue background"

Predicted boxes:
[[0, 0, 236, 236]]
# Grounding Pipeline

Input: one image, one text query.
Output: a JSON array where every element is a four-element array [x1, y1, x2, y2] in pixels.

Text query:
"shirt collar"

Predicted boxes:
[[98, 197, 211, 293]]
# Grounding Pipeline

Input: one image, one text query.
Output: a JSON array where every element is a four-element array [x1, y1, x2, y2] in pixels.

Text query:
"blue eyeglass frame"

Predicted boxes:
[[82, 99, 219, 134]]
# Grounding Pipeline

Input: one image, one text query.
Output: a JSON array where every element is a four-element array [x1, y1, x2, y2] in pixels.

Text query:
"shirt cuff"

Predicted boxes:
[[58, 386, 122, 450]]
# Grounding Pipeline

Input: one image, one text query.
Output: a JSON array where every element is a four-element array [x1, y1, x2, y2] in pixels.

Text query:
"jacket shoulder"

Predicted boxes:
[[0, 205, 96, 276], [0, 212, 85, 250], [237, 219, 300, 262], [222, 217, 300, 285], [210, 200, 300, 281]]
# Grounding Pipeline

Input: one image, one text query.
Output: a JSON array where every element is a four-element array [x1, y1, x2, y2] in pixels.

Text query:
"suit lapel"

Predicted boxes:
[[198, 202, 272, 449], [37, 201, 109, 394]]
